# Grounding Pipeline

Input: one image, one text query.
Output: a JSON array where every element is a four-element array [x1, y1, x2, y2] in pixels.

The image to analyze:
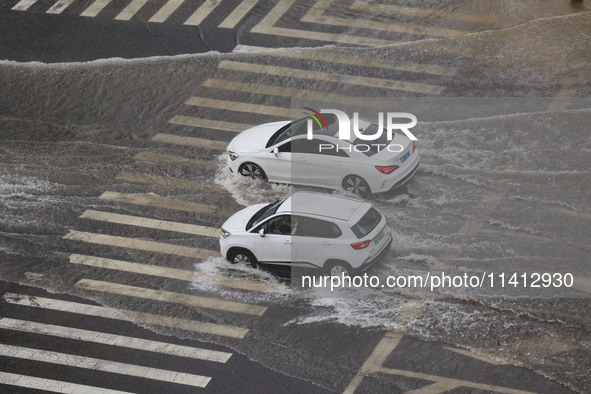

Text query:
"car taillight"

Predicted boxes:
[[375, 165, 399, 174], [412, 141, 417, 152], [351, 240, 371, 250]]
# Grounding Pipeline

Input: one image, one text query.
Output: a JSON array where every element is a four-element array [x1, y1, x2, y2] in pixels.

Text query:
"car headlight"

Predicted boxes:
[[228, 151, 239, 161], [221, 228, 231, 238]]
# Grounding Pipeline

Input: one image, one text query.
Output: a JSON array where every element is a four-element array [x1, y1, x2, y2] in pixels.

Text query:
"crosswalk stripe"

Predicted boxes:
[[80, 0, 112, 17], [76, 279, 268, 316], [133, 151, 219, 171], [46, 0, 76, 14], [302, 0, 464, 38], [232, 45, 456, 76], [115, 0, 148, 20], [0, 318, 232, 363], [184, 0, 221, 25], [99, 191, 216, 214], [0, 371, 132, 394], [152, 132, 228, 149], [11, 0, 37, 11], [218, 60, 445, 95], [168, 115, 252, 133], [69, 254, 278, 293], [218, 0, 259, 28], [116, 170, 224, 192], [186, 96, 290, 117], [63, 230, 221, 259], [251, 0, 395, 46], [148, 0, 183, 23], [2, 293, 248, 338], [80, 209, 222, 237], [0, 344, 211, 388]]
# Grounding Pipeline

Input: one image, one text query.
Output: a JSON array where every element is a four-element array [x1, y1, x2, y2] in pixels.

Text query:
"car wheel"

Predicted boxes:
[[228, 249, 258, 268], [326, 261, 353, 278], [342, 175, 371, 198], [239, 163, 267, 181]]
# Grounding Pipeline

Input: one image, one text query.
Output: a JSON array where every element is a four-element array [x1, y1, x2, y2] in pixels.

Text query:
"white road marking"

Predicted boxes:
[[251, 0, 396, 46], [148, 0, 184, 23], [167, 116, 252, 133], [75, 279, 268, 316], [80, 0, 112, 17], [0, 371, 132, 394], [152, 132, 228, 150], [185, 96, 291, 117], [133, 151, 218, 171], [231, 45, 456, 76], [79, 209, 221, 237], [11, 0, 38, 11], [0, 318, 232, 363], [99, 191, 216, 214], [184, 0, 221, 25], [219, 0, 259, 28], [0, 344, 211, 388], [116, 170, 224, 192], [2, 293, 248, 338], [443, 346, 502, 365], [46, 0, 76, 14], [63, 230, 221, 259], [115, 0, 148, 20], [70, 254, 279, 293], [218, 60, 445, 95]]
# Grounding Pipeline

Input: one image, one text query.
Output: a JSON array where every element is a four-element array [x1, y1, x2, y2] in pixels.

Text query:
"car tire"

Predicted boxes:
[[228, 248, 258, 268], [326, 260, 353, 278], [239, 162, 268, 181], [342, 175, 371, 198]]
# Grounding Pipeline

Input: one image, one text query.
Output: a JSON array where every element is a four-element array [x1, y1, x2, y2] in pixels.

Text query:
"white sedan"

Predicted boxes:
[[226, 115, 420, 197], [219, 191, 393, 276]]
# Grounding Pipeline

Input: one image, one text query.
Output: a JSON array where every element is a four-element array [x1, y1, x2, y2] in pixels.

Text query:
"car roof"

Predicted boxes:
[[277, 191, 372, 222]]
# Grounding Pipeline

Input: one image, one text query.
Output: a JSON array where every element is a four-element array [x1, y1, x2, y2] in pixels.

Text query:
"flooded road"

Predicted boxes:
[[1, 5, 590, 394]]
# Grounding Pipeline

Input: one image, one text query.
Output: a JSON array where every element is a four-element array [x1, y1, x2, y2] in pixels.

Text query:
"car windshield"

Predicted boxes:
[[350, 208, 382, 238], [351, 123, 390, 157], [246, 197, 288, 230], [266, 115, 339, 148]]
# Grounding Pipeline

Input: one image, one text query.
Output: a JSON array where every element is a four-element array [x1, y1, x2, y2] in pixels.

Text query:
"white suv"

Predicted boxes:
[[219, 192, 392, 276]]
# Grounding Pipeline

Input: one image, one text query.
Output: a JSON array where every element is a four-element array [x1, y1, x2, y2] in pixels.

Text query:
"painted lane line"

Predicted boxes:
[[80, 0, 112, 17], [70, 254, 279, 293], [79, 209, 221, 237], [116, 170, 224, 192], [302, 0, 465, 38], [46, 0, 76, 14], [63, 230, 221, 259], [219, 0, 259, 29], [0, 344, 211, 388], [11, 0, 38, 11], [99, 191, 216, 214], [75, 279, 268, 316], [115, 0, 148, 20], [0, 318, 232, 363], [218, 61, 445, 95], [152, 132, 228, 150], [185, 96, 290, 118], [167, 116, 252, 133], [184, 0, 221, 25], [133, 151, 219, 171], [250, 0, 395, 46], [232, 45, 456, 76], [148, 0, 184, 23], [0, 371, 132, 394], [2, 293, 248, 338]]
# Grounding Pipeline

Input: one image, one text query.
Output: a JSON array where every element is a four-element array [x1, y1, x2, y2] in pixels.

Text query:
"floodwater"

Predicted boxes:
[[1, 6, 590, 393]]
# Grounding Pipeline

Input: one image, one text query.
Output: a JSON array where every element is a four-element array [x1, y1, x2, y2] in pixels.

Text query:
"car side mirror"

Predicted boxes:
[[273, 147, 279, 157], [259, 228, 266, 237]]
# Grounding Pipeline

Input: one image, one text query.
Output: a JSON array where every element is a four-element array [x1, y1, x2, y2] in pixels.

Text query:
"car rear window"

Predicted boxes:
[[350, 208, 382, 238]]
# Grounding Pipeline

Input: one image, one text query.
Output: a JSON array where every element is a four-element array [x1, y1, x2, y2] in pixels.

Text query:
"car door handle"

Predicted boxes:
[[321, 241, 331, 245], [284, 239, 292, 244]]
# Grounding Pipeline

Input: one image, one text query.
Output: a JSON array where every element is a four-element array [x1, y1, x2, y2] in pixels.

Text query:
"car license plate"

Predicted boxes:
[[374, 229, 385, 245], [400, 151, 410, 163]]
